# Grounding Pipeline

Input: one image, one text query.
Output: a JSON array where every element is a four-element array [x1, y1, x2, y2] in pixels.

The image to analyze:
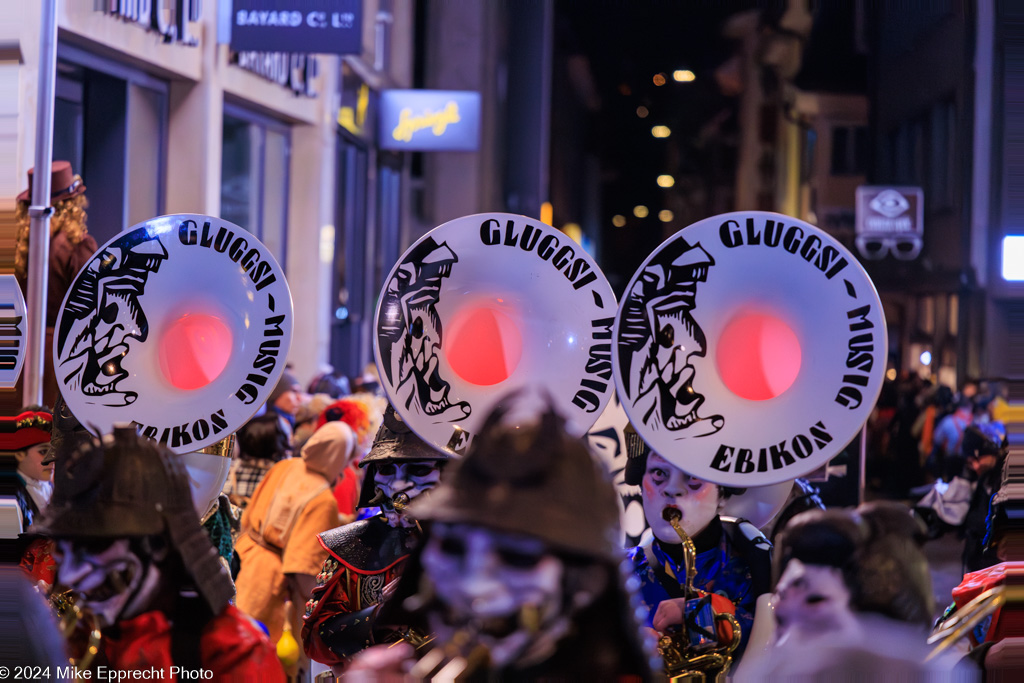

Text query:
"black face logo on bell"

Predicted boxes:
[[378, 237, 471, 423], [57, 232, 169, 407], [617, 239, 723, 438]]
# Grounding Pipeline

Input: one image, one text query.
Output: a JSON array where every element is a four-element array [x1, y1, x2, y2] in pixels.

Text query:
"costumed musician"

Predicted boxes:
[[346, 397, 658, 680], [37, 426, 284, 678], [623, 423, 772, 667], [301, 404, 451, 672]]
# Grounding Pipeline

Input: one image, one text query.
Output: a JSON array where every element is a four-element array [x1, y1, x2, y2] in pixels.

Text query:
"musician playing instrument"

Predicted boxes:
[[37, 427, 284, 679], [347, 399, 657, 679], [624, 424, 772, 663], [301, 405, 450, 670], [734, 502, 954, 680]]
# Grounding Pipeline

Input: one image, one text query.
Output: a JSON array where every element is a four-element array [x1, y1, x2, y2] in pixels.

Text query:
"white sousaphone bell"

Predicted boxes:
[[374, 212, 618, 454], [613, 210, 887, 491], [54, 213, 294, 517]]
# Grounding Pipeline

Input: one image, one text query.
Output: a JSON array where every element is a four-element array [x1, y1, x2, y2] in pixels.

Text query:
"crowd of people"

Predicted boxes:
[[3, 162, 1019, 679], [3, 359, 1017, 680]]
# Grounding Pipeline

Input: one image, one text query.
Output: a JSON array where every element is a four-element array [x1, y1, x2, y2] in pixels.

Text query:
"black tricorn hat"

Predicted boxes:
[[35, 426, 234, 614], [407, 394, 622, 563], [360, 404, 448, 465], [357, 404, 449, 508]]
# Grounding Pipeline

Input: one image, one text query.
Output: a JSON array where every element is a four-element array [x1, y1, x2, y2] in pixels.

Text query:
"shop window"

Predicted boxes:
[[53, 47, 168, 245], [830, 125, 867, 175], [221, 105, 291, 265], [330, 136, 369, 378]]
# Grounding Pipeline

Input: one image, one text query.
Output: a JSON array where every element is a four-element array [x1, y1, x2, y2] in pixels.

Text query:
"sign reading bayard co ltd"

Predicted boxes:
[[379, 90, 481, 152], [0, 275, 27, 389], [53, 214, 293, 455], [231, 0, 362, 55], [855, 186, 924, 261]]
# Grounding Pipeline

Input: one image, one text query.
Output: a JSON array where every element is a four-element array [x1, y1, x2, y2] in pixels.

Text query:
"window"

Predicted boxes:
[[830, 125, 868, 175], [53, 46, 168, 245], [928, 99, 956, 210], [220, 105, 291, 265]]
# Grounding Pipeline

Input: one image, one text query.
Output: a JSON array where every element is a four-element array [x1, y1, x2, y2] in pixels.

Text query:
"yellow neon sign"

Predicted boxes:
[[391, 101, 461, 142], [338, 83, 370, 135]]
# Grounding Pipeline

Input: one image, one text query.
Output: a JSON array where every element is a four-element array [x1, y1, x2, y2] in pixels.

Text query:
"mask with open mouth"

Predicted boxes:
[[641, 453, 720, 543], [771, 559, 858, 645], [56, 235, 169, 408], [421, 523, 574, 668], [373, 460, 443, 528], [54, 538, 163, 628]]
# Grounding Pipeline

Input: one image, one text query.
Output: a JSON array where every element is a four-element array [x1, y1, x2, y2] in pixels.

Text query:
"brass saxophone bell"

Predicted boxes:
[[53, 591, 102, 670]]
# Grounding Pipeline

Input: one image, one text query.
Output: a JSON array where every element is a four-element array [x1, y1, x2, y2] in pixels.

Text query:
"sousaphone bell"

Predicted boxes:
[[373, 212, 618, 455], [53, 213, 294, 517]]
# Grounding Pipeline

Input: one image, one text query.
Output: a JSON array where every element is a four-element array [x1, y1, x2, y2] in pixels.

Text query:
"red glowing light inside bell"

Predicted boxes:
[[716, 312, 801, 401], [445, 305, 523, 386], [158, 313, 233, 390]]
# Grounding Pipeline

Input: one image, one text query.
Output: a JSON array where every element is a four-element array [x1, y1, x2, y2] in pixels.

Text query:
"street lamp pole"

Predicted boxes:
[[24, 0, 58, 407]]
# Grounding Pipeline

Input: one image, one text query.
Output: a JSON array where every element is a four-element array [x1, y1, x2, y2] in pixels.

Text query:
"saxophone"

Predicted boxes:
[[50, 588, 102, 669], [657, 508, 742, 683]]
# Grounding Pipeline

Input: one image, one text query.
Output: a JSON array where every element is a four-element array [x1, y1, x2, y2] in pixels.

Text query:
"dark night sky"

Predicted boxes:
[[553, 1, 863, 293], [554, 2, 757, 290]]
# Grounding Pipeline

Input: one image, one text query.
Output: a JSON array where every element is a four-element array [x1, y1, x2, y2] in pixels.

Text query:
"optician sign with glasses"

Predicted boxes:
[[854, 186, 924, 261]]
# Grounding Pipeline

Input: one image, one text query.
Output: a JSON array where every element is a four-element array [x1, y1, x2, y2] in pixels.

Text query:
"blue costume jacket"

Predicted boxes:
[[627, 516, 770, 659]]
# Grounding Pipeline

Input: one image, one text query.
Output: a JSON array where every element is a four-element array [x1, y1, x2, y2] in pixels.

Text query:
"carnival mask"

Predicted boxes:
[[54, 538, 164, 628], [375, 459, 442, 528], [642, 453, 720, 542], [771, 558, 858, 645], [421, 523, 577, 668]]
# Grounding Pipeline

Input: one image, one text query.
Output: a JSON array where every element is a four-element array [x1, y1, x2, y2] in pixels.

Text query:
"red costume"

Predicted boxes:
[[19, 537, 57, 588], [302, 516, 417, 666], [951, 561, 1024, 645], [95, 607, 283, 681]]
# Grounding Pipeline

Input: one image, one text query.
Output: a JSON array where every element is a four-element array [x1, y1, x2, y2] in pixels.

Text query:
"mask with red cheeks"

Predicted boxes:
[[641, 453, 721, 543]]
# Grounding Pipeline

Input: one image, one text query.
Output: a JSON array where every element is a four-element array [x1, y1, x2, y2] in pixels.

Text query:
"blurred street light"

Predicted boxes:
[[651, 125, 671, 138], [657, 174, 675, 187], [673, 69, 696, 82], [633, 205, 649, 218]]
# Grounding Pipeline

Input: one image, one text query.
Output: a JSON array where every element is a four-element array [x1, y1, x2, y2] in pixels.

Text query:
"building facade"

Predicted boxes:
[[8, 0, 418, 390]]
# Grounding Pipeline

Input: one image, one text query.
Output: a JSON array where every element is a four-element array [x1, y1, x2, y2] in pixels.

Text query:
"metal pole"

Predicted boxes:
[[859, 422, 867, 505], [24, 0, 58, 407]]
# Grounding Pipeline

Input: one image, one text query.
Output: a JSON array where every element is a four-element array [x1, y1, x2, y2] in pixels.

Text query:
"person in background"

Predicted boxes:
[[316, 397, 379, 520], [13, 161, 98, 410], [223, 413, 291, 512], [293, 393, 336, 453], [928, 396, 974, 482], [0, 408, 53, 531], [234, 421, 357, 678], [266, 369, 306, 445], [307, 364, 352, 399]]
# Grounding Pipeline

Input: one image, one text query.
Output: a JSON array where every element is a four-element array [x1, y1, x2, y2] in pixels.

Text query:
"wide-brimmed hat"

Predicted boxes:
[[17, 161, 86, 204], [35, 426, 234, 613], [0, 411, 53, 452], [407, 397, 623, 563], [357, 404, 448, 508], [359, 404, 448, 466]]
